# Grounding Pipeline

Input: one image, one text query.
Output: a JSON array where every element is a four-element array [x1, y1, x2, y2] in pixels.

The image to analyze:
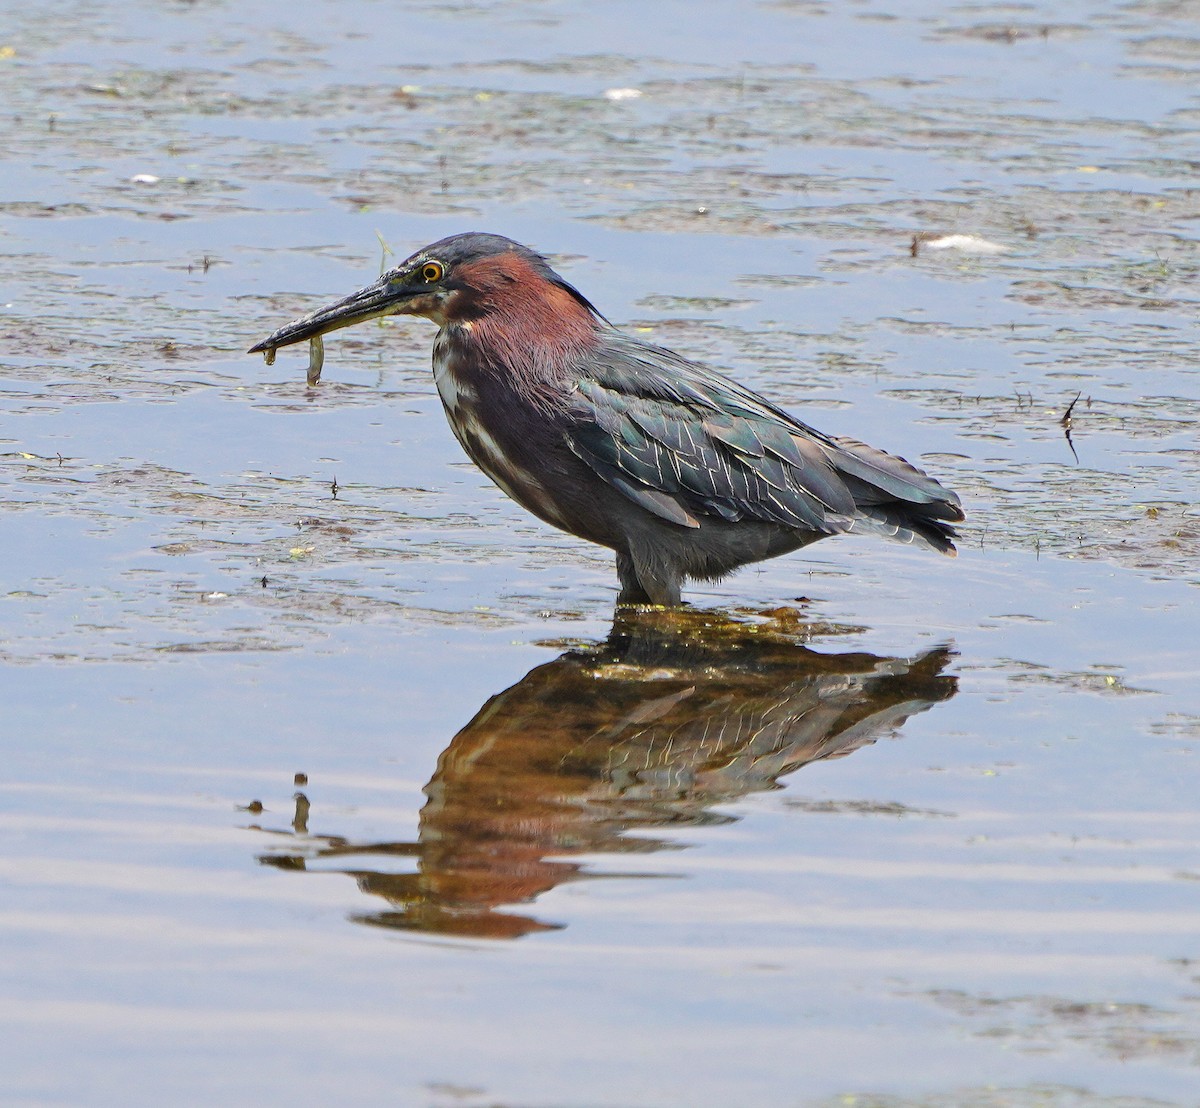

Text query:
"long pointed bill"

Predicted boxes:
[[247, 274, 418, 358]]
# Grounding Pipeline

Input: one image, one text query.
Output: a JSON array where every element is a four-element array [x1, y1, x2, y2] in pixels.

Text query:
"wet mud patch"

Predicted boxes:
[[924, 989, 1200, 1068], [818, 1087, 1177, 1108], [1002, 660, 1159, 698]]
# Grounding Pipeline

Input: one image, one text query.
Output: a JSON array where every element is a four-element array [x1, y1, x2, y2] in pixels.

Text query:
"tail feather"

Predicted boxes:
[[828, 435, 965, 524], [824, 435, 963, 555], [846, 506, 959, 556]]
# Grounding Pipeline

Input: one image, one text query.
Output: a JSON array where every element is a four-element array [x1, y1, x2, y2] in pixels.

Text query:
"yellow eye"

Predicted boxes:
[[420, 261, 444, 283]]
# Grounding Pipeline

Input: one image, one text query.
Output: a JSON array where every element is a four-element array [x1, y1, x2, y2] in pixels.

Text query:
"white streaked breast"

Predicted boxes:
[[453, 414, 568, 531], [432, 329, 478, 413]]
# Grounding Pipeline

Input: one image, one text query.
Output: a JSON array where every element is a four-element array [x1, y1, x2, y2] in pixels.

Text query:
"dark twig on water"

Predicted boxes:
[[1060, 391, 1082, 464]]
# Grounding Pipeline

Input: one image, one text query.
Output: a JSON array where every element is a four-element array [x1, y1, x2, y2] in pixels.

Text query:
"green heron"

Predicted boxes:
[[250, 232, 964, 605]]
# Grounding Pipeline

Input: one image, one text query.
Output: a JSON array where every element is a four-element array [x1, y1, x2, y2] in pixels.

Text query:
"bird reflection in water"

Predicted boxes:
[[255, 609, 957, 939]]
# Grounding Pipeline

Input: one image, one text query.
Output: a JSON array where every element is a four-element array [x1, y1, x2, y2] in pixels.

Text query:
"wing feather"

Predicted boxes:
[[569, 343, 852, 532], [566, 331, 961, 547]]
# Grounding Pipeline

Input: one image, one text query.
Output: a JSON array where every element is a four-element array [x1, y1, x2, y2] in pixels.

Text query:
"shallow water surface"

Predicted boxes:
[[1, 0, 1199, 1104]]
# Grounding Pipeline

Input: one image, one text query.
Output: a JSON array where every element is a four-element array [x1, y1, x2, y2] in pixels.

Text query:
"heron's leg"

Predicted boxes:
[[616, 550, 682, 607], [616, 551, 652, 605]]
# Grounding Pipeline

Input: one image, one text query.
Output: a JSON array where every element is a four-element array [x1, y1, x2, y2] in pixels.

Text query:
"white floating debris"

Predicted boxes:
[[603, 87, 643, 101], [922, 234, 1010, 255], [130, 173, 160, 184]]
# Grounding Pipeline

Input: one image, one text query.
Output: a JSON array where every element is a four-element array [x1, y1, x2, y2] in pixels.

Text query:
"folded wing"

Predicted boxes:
[[566, 333, 963, 552]]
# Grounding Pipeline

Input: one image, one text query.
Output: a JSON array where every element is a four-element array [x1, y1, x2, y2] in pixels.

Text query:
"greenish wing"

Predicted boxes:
[[566, 340, 858, 532]]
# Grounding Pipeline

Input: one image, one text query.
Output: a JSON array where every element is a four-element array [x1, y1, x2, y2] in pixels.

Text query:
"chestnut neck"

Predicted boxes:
[[442, 254, 601, 397]]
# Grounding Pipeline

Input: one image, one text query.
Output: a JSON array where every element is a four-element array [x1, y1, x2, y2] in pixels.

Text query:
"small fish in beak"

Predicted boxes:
[[249, 266, 440, 383], [307, 335, 324, 385]]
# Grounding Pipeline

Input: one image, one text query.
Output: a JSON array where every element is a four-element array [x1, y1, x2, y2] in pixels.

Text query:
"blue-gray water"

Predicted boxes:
[[1, 1, 1198, 1104]]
